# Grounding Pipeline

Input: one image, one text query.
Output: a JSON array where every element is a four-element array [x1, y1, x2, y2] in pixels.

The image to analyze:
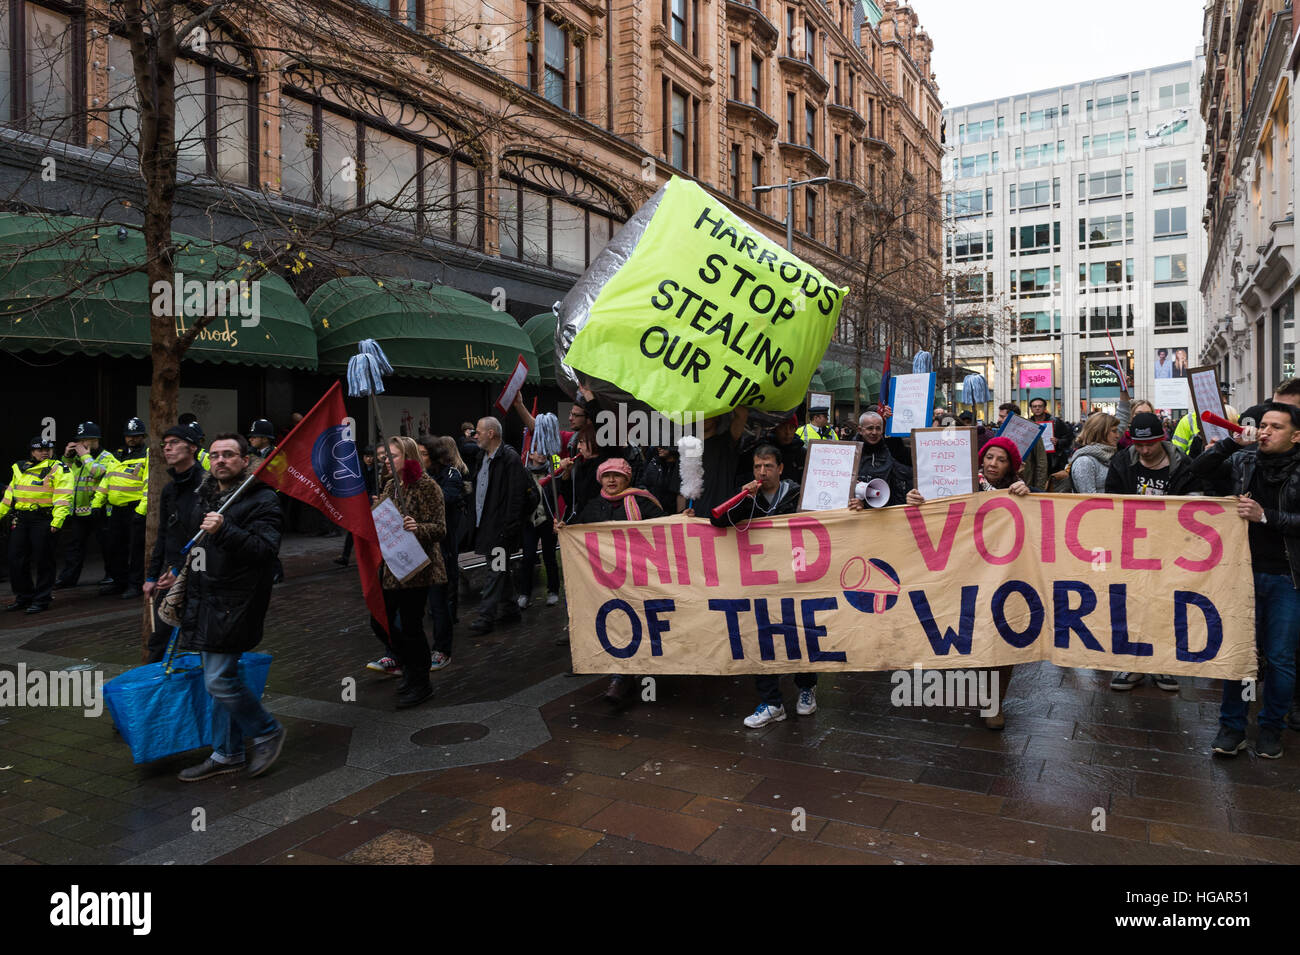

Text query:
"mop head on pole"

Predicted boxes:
[[533, 413, 562, 458], [347, 339, 394, 397], [678, 435, 704, 501]]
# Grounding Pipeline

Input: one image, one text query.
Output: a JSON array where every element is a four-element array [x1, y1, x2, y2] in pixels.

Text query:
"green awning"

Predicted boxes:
[[807, 370, 827, 394], [523, 311, 558, 385], [0, 214, 317, 369], [818, 359, 880, 404], [309, 277, 539, 384]]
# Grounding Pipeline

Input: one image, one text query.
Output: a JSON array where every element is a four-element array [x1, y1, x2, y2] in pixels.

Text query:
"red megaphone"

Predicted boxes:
[[711, 487, 756, 519], [1200, 411, 1244, 435]]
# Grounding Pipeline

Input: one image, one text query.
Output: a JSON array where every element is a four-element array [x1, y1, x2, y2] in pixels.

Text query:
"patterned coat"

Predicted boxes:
[[376, 470, 446, 589]]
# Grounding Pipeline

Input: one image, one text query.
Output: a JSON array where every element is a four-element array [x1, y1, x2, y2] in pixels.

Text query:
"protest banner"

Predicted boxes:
[[1154, 377, 1191, 411], [1188, 366, 1229, 442], [370, 498, 431, 583], [494, 354, 530, 415], [559, 176, 847, 417], [995, 413, 1047, 458], [558, 494, 1256, 680], [799, 440, 862, 511], [886, 372, 936, 436], [911, 427, 978, 499], [807, 391, 832, 414]]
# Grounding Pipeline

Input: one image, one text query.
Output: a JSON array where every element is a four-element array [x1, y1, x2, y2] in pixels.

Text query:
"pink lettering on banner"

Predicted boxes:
[[737, 520, 779, 585], [1174, 502, 1225, 572], [670, 522, 692, 585], [1065, 499, 1113, 564], [788, 516, 831, 583], [974, 498, 1025, 565], [906, 502, 967, 571], [627, 525, 672, 586], [686, 522, 726, 587], [585, 530, 626, 587], [1039, 499, 1056, 563], [1121, 499, 1165, 571]]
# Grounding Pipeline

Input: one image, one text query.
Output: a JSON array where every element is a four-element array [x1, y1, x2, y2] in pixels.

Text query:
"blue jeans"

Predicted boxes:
[[1220, 573, 1300, 731], [201, 652, 279, 764]]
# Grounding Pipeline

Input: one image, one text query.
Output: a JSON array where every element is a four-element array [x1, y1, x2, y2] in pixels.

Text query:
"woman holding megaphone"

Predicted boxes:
[[904, 437, 1030, 730]]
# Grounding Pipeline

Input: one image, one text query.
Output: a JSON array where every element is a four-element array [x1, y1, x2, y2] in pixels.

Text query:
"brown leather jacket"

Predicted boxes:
[[375, 472, 446, 589]]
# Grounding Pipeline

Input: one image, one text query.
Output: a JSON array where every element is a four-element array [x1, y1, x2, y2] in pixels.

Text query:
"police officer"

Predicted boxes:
[[247, 419, 284, 583], [2, 437, 72, 613], [96, 416, 149, 598], [179, 414, 212, 470], [796, 404, 835, 444], [55, 422, 114, 588]]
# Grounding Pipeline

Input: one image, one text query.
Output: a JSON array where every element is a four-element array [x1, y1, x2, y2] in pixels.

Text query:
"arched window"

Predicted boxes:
[[0, 0, 86, 143], [278, 65, 482, 247], [104, 16, 257, 185], [497, 154, 629, 274]]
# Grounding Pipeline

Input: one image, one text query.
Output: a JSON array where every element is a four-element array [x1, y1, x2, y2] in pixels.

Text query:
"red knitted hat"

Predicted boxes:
[[979, 436, 1022, 475]]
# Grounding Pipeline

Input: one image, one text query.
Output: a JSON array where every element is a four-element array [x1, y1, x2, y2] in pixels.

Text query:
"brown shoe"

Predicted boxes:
[[603, 675, 633, 705], [982, 712, 1005, 731]]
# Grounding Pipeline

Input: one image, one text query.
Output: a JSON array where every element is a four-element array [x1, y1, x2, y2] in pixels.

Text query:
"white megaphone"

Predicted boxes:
[[854, 479, 891, 508]]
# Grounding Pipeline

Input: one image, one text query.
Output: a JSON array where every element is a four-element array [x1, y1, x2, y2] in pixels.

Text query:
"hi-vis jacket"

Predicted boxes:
[[796, 423, 834, 444], [92, 448, 148, 516], [65, 450, 114, 517], [0, 459, 73, 528]]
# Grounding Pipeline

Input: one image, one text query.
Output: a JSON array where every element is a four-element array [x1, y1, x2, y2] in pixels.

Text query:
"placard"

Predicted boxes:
[[807, 391, 833, 414], [886, 372, 936, 436], [1188, 366, 1228, 442], [1018, 367, 1053, 389], [910, 426, 978, 499], [370, 498, 431, 583], [494, 354, 530, 415], [1153, 377, 1191, 411], [798, 440, 862, 511], [995, 413, 1047, 458]]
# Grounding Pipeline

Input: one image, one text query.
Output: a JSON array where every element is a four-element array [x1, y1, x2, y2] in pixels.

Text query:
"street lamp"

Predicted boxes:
[[753, 176, 831, 250]]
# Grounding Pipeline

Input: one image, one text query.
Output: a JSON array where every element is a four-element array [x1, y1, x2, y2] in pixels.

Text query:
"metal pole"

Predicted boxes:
[[785, 178, 794, 251]]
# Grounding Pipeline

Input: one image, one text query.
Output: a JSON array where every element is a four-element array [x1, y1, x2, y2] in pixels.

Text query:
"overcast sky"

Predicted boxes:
[[917, 0, 1206, 108]]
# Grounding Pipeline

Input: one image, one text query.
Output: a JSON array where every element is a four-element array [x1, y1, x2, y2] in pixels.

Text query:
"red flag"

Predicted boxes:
[[255, 381, 388, 633]]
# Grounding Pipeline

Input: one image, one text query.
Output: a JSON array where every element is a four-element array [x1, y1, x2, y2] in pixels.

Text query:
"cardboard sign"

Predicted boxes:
[[798, 440, 862, 511], [807, 391, 833, 414], [559, 495, 1256, 679], [1018, 367, 1053, 389], [995, 413, 1047, 458], [886, 372, 936, 436], [494, 354, 530, 415], [911, 426, 979, 499], [1154, 377, 1191, 411], [1188, 366, 1228, 442], [370, 498, 431, 583]]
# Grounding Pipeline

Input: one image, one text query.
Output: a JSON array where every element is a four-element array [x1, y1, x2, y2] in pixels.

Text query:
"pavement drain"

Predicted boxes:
[[409, 722, 492, 747]]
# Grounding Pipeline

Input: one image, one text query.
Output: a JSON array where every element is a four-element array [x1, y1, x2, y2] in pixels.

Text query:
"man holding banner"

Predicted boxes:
[[1193, 404, 1300, 759]]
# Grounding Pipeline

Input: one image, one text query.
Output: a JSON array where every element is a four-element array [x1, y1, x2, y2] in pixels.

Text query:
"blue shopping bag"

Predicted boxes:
[[104, 628, 273, 764]]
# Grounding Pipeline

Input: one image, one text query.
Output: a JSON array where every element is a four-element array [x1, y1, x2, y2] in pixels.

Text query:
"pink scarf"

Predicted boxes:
[[601, 486, 659, 521]]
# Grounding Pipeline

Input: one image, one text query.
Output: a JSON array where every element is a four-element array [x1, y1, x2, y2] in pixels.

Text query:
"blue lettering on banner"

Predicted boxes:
[[1053, 581, 1103, 651], [1174, 591, 1222, 662], [644, 599, 674, 656], [709, 598, 752, 659], [802, 597, 844, 662], [596, 599, 642, 658], [756, 598, 801, 661], [908, 586, 978, 655], [1109, 583, 1153, 657], [990, 580, 1043, 649]]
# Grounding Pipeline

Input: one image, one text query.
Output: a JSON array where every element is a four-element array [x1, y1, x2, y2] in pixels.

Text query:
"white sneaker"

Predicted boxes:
[[796, 687, 817, 716], [516, 595, 529, 610], [744, 703, 786, 728], [429, 651, 451, 671], [546, 592, 559, 606]]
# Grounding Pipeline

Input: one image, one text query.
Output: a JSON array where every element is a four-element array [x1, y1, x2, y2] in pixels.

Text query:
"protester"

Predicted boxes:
[[428, 437, 468, 659], [1027, 397, 1072, 474], [559, 458, 664, 705], [851, 411, 911, 505], [1102, 412, 1199, 693], [174, 433, 286, 782], [458, 421, 482, 478], [469, 416, 527, 635], [997, 403, 1048, 490], [366, 436, 445, 707], [142, 425, 208, 662], [642, 446, 683, 514], [907, 437, 1029, 729], [1064, 413, 1119, 494], [709, 445, 815, 726], [1192, 404, 1300, 758], [517, 446, 561, 611]]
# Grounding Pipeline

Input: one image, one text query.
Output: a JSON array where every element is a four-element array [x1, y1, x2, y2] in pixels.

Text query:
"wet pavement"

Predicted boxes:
[[2, 533, 1299, 865]]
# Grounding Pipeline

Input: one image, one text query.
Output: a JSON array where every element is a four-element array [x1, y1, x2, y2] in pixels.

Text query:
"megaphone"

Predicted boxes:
[[854, 479, 891, 508]]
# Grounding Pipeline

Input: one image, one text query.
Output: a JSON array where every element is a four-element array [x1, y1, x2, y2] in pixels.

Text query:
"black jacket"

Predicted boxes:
[[856, 441, 911, 506], [436, 465, 465, 552], [572, 492, 666, 525], [178, 471, 282, 654], [473, 443, 528, 556], [710, 479, 800, 526], [1104, 442, 1200, 497], [1193, 438, 1300, 588], [146, 463, 208, 580], [642, 456, 681, 513]]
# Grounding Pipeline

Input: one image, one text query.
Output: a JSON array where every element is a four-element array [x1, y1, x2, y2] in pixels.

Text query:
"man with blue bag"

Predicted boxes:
[[170, 433, 286, 782]]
